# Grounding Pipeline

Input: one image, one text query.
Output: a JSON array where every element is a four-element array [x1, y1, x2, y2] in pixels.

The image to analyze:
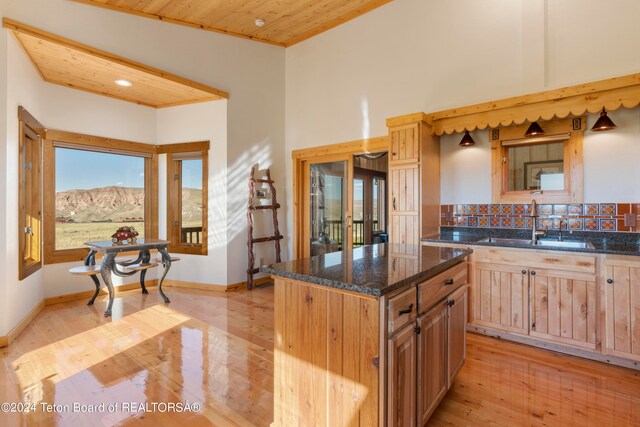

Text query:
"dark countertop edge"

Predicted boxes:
[[261, 249, 472, 298], [421, 236, 640, 256]]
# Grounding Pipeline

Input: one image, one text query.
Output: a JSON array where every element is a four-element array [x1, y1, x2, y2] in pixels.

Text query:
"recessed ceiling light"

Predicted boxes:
[[114, 79, 132, 87], [255, 18, 265, 27]]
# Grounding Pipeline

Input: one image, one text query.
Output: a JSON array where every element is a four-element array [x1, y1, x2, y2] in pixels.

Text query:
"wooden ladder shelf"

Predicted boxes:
[[247, 166, 282, 289]]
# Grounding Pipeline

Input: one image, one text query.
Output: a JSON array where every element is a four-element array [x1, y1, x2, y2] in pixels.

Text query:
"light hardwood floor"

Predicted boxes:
[[0, 284, 639, 426]]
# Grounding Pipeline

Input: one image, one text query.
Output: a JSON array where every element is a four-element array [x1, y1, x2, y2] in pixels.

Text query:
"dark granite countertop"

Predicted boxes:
[[422, 227, 640, 256], [260, 243, 471, 297]]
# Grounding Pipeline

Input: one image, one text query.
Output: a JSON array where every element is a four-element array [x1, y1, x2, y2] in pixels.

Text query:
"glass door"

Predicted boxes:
[[372, 176, 386, 243], [306, 159, 351, 257], [353, 173, 387, 246], [352, 177, 365, 246]]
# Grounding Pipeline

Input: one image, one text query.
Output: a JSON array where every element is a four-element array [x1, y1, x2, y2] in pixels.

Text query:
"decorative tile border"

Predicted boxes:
[[441, 203, 640, 232]]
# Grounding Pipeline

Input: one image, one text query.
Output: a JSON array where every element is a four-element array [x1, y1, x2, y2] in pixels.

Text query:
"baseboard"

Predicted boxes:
[[44, 280, 159, 306], [467, 325, 640, 371], [164, 276, 273, 292], [228, 276, 274, 291], [163, 279, 228, 292], [0, 299, 46, 348]]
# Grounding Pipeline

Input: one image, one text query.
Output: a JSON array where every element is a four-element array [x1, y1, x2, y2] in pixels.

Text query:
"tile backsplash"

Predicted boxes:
[[441, 203, 640, 232]]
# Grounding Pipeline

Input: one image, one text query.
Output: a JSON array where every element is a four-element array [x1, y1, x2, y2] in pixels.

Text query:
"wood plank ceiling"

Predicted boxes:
[[3, 19, 228, 108], [70, 0, 393, 47]]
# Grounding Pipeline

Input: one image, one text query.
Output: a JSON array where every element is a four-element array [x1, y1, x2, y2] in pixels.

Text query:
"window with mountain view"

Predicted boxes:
[[166, 149, 208, 255], [55, 148, 146, 250]]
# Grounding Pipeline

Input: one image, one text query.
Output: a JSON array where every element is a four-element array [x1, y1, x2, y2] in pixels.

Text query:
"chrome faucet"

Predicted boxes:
[[530, 199, 548, 243]]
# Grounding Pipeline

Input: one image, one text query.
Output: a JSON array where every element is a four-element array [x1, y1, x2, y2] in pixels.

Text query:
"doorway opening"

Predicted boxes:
[[306, 152, 388, 257], [353, 152, 388, 247]]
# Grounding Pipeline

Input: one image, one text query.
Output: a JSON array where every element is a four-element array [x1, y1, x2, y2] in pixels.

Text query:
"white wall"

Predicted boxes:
[[156, 101, 229, 285], [285, 0, 525, 150], [284, 0, 640, 236], [546, 0, 640, 88], [583, 108, 640, 202], [0, 0, 11, 336], [440, 131, 492, 204]]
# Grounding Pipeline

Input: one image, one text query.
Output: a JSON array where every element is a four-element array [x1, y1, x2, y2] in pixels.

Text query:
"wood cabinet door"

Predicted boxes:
[[447, 285, 467, 388], [416, 302, 447, 426], [389, 163, 420, 247], [605, 265, 640, 361], [473, 263, 529, 333], [390, 123, 420, 163], [388, 322, 417, 427], [389, 164, 419, 215], [530, 268, 597, 349]]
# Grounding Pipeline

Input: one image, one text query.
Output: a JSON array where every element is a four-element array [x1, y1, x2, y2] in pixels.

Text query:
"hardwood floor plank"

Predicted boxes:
[[429, 332, 640, 426], [0, 285, 639, 426]]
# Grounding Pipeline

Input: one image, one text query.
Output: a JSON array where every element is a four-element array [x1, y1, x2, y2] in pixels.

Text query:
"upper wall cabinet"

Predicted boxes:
[[489, 117, 585, 204], [390, 123, 420, 163]]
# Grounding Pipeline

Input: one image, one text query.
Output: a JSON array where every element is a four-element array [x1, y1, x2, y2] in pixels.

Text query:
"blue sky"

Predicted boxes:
[[56, 148, 202, 191], [181, 159, 203, 190]]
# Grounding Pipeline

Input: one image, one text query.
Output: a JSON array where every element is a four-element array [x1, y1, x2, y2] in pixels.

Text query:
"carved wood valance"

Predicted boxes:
[[425, 73, 640, 136]]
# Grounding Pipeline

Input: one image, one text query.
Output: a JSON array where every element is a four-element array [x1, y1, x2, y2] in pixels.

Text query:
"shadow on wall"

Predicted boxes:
[[208, 161, 228, 249], [225, 141, 273, 247]]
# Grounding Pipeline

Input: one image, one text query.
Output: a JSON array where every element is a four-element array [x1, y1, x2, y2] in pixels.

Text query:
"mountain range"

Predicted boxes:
[[56, 186, 202, 223]]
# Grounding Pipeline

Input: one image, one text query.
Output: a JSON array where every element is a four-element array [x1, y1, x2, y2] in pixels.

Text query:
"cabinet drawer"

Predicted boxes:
[[388, 288, 417, 333], [418, 262, 467, 313]]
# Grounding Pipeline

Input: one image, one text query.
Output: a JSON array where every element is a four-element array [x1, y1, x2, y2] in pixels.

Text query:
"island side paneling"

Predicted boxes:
[[273, 277, 380, 426]]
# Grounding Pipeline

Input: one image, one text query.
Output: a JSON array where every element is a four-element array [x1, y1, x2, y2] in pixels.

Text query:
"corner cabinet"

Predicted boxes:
[[387, 264, 468, 427], [387, 113, 440, 247]]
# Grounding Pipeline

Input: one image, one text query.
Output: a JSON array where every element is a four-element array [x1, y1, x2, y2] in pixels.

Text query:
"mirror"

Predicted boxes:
[[506, 141, 564, 192]]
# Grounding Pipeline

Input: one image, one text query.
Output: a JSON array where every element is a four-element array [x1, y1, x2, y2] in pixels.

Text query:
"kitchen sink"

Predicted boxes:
[[478, 237, 595, 249], [478, 237, 533, 245], [533, 239, 595, 249]]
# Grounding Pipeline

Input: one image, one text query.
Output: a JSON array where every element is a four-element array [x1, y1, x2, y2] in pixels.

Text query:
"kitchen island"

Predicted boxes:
[[262, 243, 471, 426]]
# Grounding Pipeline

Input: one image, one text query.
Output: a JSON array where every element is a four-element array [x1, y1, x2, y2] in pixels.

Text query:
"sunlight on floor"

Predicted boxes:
[[13, 305, 190, 403]]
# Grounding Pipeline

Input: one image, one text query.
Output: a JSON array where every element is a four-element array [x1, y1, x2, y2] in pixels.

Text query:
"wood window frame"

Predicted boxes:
[[490, 117, 585, 204], [43, 130, 159, 264], [18, 107, 45, 279], [159, 141, 209, 256]]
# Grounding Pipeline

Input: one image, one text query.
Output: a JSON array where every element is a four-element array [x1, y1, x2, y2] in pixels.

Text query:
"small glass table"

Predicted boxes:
[[83, 238, 172, 317]]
